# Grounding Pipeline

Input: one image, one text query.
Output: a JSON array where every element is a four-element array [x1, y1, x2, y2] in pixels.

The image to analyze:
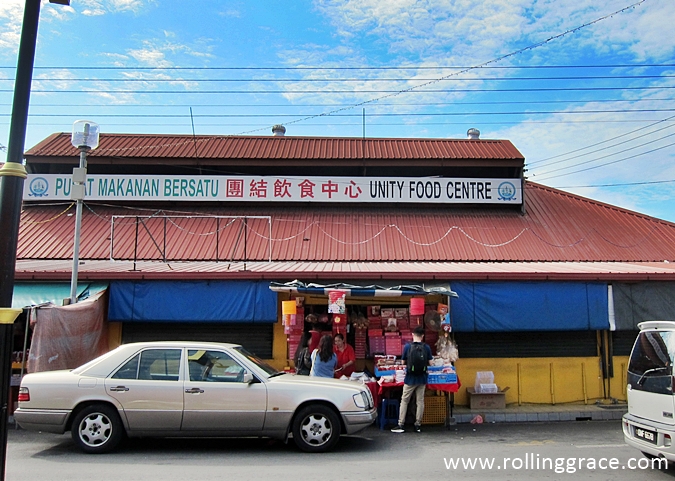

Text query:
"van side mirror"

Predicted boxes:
[[243, 371, 254, 384]]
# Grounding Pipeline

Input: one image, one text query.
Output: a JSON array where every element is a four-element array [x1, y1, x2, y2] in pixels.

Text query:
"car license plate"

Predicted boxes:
[[635, 427, 657, 445]]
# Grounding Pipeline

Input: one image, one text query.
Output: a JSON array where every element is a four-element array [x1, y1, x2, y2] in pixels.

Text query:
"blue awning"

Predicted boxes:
[[11, 282, 109, 308], [451, 281, 609, 332], [108, 280, 277, 323], [269, 280, 458, 298]]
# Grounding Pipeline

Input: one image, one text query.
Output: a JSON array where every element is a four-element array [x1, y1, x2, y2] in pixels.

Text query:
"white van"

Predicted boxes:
[[623, 321, 675, 462]]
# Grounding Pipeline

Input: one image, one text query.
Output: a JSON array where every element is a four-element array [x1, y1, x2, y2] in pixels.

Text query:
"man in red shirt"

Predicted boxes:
[[334, 333, 356, 378]]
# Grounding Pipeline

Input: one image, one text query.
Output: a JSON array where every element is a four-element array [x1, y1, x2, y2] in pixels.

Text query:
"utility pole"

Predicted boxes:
[[0, 2, 70, 480]]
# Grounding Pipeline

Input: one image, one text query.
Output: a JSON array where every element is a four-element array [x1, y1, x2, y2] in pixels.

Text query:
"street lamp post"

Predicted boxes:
[[0, 2, 70, 480], [69, 121, 99, 304]]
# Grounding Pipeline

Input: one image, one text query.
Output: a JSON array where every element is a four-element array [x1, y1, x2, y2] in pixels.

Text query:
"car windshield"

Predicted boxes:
[[233, 346, 279, 376]]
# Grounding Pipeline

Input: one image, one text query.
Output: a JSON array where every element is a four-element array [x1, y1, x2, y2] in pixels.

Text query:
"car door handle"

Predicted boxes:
[[109, 386, 129, 392], [185, 388, 204, 394]]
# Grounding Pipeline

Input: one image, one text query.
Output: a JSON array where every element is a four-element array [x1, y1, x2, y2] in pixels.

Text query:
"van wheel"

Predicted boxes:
[[71, 404, 124, 454], [292, 404, 340, 453]]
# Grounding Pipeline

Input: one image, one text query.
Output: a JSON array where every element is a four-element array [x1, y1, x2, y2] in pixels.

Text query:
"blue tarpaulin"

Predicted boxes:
[[108, 280, 277, 323], [451, 281, 609, 332], [12, 282, 109, 308]]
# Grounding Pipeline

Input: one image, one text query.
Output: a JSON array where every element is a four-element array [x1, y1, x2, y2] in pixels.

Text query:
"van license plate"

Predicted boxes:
[[635, 427, 657, 444]]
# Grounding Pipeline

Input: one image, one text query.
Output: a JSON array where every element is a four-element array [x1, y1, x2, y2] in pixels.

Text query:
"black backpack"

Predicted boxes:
[[407, 342, 427, 374]]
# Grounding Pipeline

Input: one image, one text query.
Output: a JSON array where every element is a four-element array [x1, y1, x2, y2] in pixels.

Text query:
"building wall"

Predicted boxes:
[[450, 356, 628, 406]]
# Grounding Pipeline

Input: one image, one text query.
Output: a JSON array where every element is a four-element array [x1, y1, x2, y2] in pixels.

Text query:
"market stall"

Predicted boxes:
[[270, 281, 461, 427]]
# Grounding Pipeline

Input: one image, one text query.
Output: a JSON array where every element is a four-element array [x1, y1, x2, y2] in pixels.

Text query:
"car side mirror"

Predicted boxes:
[[242, 371, 254, 384]]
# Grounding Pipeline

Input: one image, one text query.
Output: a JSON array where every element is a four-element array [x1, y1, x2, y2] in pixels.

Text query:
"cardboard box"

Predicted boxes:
[[466, 387, 506, 409]]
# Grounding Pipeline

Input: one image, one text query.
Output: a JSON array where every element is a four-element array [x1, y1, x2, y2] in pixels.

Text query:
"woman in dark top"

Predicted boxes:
[[294, 332, 312, 375]]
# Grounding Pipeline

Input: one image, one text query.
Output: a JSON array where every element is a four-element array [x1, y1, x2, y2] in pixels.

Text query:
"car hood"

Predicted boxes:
[[268, 373, 367, 391]]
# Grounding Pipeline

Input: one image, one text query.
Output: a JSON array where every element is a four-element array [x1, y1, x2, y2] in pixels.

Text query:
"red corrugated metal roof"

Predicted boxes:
[[17, 182, 675, 271], [25, 133, 524, 161], [14, 259, 675, 282]]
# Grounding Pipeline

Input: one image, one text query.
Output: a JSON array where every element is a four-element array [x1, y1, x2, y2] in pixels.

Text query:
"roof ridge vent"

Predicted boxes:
[[467, 128, 480, 140], [272, 125, 286, 136]]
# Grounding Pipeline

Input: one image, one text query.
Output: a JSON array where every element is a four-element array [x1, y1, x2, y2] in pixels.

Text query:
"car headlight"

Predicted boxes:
[[353, 390, 373, 410]]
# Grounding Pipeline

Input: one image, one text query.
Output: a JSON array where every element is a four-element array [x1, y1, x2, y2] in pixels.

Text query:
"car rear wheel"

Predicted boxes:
[[292, 404, 340, 453], [71, 404, 124, 454]]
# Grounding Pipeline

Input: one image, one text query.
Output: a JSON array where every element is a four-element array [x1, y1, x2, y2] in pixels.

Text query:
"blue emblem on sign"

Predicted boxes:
[[28, 177, 49, 197], [497, 182, 516, 201]]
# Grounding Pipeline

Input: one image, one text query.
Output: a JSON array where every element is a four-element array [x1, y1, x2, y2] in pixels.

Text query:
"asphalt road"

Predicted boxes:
[[5, 420, 675, 481]]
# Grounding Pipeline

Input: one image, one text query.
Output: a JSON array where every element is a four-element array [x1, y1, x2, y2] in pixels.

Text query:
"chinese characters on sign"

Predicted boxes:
[[24, 174, 522, 204]]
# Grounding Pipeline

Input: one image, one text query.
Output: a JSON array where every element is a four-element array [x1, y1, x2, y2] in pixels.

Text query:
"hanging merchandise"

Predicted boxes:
[[305, 309, 318, 324], [328, 290, 347, 314], [282, 300, 297, 333], [436, 331, 459, 362], [410, 297, 425, 316], [332, 314, 347, 336], [353, 308, 370, 329]]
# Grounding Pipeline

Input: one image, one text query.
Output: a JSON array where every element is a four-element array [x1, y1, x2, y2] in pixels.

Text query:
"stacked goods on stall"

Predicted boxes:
[[400, 331, 413, 352], [409, 314, 423, 328], [385, 332, 402, 356], [352, 311, 369, 359], [354, 328, 367, 359], [368, 327, 385, 355], [374, 355, 406, 378]]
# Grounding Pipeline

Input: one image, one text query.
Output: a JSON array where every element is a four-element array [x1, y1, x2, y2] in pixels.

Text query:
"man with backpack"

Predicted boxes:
[[391, 326, 433, 433]]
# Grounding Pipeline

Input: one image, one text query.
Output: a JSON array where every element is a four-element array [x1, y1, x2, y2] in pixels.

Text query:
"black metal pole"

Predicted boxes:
[[0, 1, 42, 480], [0, 0, 40, 480]]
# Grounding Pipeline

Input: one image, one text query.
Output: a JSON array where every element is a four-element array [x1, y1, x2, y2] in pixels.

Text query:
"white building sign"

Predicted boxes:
[[24, 174, 522, 204]]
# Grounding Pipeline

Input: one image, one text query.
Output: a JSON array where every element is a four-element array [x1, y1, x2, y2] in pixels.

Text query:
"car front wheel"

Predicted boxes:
[[71, 404, 124, 454], [292, 404, 341, 453]]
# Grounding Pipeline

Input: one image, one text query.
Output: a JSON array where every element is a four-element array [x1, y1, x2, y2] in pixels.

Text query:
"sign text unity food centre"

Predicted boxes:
[[24, 175, 522, 204]]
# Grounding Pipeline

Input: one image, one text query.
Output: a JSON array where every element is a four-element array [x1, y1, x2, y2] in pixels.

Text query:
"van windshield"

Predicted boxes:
[[628, 331, 675, 376]]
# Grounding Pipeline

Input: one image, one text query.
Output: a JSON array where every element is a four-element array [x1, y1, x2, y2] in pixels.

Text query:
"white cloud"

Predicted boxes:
[[123, 37, 215, 69], [311, 0, 675, 66], [219, 9, 242, 18], [128, 45, 171, 67], [0, 0, 25, 55], [77, 0, 150, 15]]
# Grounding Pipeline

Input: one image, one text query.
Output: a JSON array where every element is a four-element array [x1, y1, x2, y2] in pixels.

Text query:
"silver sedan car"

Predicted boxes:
[[14, 341, 377, 453]]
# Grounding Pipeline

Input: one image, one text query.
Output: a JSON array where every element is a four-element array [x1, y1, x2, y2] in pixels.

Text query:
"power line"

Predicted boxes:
[[5, 74, 675, 82], [534, 140, 675, 181], [527, 114, 675, 166], [5, 108, 675, 119], [4, 86, 673, 95], [5, 119, 669, 129], [533, 131, 675, 177], [556, 179, 675, 188], [1, 98, 674, 109], [234, 0, 651, 135], [2, 63, 673, 71]]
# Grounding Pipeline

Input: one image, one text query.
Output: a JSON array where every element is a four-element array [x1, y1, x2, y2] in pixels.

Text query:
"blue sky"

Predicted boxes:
[[1, 0, 674, 221]]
